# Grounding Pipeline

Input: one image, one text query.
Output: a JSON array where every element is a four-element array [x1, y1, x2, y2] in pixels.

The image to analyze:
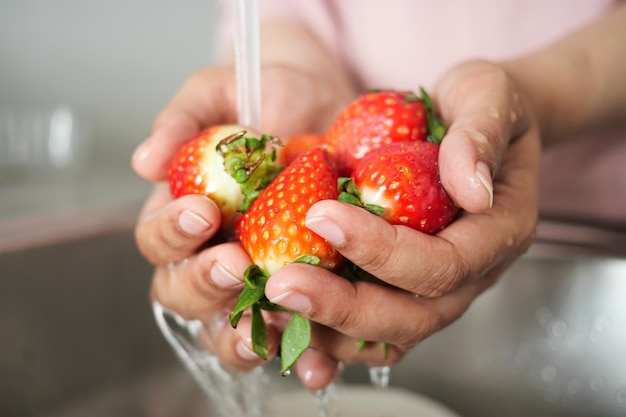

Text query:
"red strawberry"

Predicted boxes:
[[343, 140, 458, 234], [168, 124, 283, 230], [238, 146, 343, 275], [280, 132, 325, 165], [230, 146, 343, 372], [325, 88, 445, 176]]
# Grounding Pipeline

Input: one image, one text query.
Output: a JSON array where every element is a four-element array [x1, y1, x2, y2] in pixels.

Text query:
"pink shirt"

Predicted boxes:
[[237, 0, 616, 90], [218, 1, 625, 226]]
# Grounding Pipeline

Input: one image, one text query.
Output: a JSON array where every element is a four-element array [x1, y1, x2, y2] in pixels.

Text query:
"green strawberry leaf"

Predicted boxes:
[[364, 203, 386, 217], [419, 87, 447, 145], [338, 191, 362, 207], [338, 177, 385, 216], [257, 299, 289, 312], [242, 264, 268, 289], [280, 313, 311, 374], [229, 284, 262, 328], [337, 176, 356, 193], [356, 339, 389, 360], [357, 339, 367, 351], [229, 265, 268, 328], [251, 303, 269, 360], [291, 254, 321, 266]]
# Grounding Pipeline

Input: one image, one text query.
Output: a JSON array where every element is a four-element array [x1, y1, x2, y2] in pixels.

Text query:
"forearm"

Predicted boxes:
[[259, 20, 358, 111], [503, 3, 626, 146]]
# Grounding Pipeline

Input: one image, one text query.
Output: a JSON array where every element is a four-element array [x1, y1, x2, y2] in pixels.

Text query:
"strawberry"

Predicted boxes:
[[230, 146, 343, 372], [238, 146, 343, 276], [279, 132, 325, 165], [324, 88, 446, 175], [341, 140, 458, 234], [167, 124, 283, 230]]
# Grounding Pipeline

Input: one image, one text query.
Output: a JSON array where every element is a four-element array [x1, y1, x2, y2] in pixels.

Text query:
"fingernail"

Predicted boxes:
[[475, 161, 493, 209], [178, 209, 211, 236], [236, 341, 261, 361], [305, 216, 346, 246], [269, 290, 312, 314], [132, 139, 151, 162], [210, 262, 241, 289]]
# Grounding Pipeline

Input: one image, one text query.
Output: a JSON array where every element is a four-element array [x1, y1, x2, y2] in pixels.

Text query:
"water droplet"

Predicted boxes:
[[315, 384, 338, 417], [281, 368, 292, 377], [368, 366, 391, 389]]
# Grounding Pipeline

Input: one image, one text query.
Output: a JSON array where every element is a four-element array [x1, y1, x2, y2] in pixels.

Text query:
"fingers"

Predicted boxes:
[[150, 241, 251, 319], [132, 67, 236, 182], [150, 242, 277, 372], [302, 200, 470, 297], [434, 60, 530, 213], [135, 184, 226, 265], [200, 314, 283, 371], [265, 263, 491, 352], [292, 348, 342, 391]]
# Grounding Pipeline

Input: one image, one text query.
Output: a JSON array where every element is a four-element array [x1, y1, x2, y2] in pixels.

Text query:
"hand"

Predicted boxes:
[[263, 60, 540, 362], [132, 64, 355, 390]]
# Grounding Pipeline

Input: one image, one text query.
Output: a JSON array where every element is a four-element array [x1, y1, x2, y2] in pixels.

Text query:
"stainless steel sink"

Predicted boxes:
[[2, 218, 626, 417]]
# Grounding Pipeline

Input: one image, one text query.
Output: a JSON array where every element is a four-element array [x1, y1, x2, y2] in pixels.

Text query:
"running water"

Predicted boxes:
[[153, 301, 267, 417], [315, 383, 339, 417], [233, 0, 261, 129], [368, 365, 392, 389]]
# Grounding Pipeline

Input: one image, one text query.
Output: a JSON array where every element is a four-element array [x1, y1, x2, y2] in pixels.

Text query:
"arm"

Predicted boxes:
[[504, 3, 626, 146]]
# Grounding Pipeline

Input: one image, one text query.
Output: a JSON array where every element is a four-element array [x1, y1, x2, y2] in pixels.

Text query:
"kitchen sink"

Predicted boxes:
[[2, 217, 626, 417]]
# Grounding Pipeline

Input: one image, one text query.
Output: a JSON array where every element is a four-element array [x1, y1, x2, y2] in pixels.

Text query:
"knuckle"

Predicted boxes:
[[134, 223, 163, 266], [134, 206, 191, 266], [418, 255, 470, 298], [187, 257, 218, 300], [353, 228, 398, 276], [394, 310, 444, 350], [321, 303, 358, 334]]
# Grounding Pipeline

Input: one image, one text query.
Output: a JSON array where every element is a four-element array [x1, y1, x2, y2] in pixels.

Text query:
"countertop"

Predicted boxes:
[[0, 164, 150, 253]]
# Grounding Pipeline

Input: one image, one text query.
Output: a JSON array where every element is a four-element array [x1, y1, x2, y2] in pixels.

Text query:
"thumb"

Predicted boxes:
[[433, 60, 529, 213], [132, 67, 236, 182]]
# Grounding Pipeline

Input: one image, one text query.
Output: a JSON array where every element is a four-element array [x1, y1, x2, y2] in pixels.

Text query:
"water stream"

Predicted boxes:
[[368, 365, 392, 389]]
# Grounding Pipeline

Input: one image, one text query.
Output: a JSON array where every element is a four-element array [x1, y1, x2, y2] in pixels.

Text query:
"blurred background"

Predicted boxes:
[[1, 1, 221, 416], [0, 0, 219, 232], [2, 1, 626, 417]]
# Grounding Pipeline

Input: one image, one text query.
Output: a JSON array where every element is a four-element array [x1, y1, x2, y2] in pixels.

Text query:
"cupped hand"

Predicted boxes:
[[264, 59, 541, 363], [132, 64, 354, 390]]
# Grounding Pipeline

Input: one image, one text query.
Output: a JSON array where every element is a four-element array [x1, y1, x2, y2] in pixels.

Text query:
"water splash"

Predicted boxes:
[[368, 366, 391, 389], [315, 383, 338, 417], [153, 301, 267, 417]]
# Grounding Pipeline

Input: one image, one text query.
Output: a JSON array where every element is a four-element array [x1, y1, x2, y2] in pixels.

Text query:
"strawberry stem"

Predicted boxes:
[[218, 131, 284, 213], [229, 255, 321, 365], [419, 87, 447, 145], [251, 303, 269, 360], [229, 265, 268, 328]]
